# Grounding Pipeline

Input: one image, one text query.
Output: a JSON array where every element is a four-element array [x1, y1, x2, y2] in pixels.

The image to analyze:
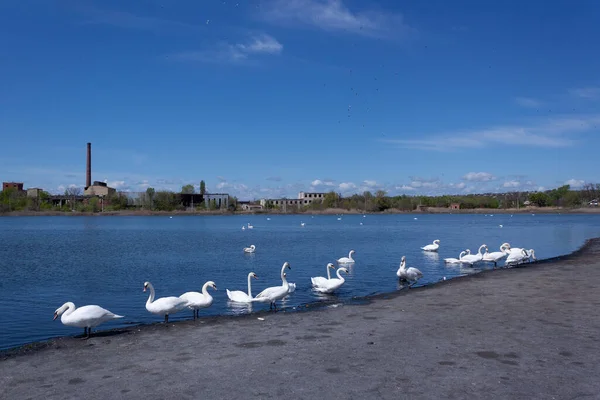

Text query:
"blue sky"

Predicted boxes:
[[1, 0, 599, 200]]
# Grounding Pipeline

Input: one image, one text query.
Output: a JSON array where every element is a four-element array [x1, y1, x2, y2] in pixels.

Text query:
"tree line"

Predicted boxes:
[[1, 181, 598, 213]]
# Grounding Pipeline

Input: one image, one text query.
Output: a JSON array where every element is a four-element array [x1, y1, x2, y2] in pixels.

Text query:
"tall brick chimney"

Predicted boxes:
[[86, 142, 91, 189]]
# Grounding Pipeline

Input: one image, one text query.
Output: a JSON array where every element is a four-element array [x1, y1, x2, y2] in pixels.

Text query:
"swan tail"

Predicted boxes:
[[112, 314, 124, 319]]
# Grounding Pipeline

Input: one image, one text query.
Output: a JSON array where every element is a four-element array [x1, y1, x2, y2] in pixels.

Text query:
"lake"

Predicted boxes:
[[1, 213, 600, 350]]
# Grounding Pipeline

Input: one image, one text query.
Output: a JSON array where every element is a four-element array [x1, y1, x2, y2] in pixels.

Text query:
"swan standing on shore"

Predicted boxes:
[[254, 262, 292, 310], [444, 250, 470, 264], [482, 243, 511, 267], [143, 281, 188, 323], [397, 256, 423, 286], [244, 245, 256, 253], [460, 244, 486, 265], [311, 263, 336, 287], [53, 302, 124, 339], [313, 267, 349, 293], [179, 281, 217, 320], [421, 239, 440, 252], [337, 250, 355, 264], [226, 272, 258, 303]]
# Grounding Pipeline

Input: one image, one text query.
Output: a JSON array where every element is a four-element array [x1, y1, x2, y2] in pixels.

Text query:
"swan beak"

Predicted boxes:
[[53, 312, 58, 320], [143, 287, 147, 292], [213, 285, 218, 290]]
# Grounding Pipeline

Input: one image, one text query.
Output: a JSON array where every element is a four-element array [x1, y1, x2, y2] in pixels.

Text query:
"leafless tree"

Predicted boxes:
[[64, 187, 82, 196]]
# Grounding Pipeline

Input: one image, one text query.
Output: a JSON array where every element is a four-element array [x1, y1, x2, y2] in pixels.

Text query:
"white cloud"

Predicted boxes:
[[311, 179, 335, 187], [570, 87, 600, 99], [338, 182, 356, 192], [259, 0, 413, 39], [382, 114, 600, 151], [449, 182, 467, 189], [363, 180, 378, 188], [565, 179, 585, 188], [503, 180, 521, 188], [396, 185, 416, 191], [172, 33, 283, 64], [463, 172, 496, 182], [515, 97, 542, 108]]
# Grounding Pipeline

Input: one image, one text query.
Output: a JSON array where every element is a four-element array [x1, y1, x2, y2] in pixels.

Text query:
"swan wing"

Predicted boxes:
[[255, 286, 279, 299], [226, 289, 252, 303], [315, 278, 344, 293], [311, 276, 329, 287], [287, 282, 296, 293]]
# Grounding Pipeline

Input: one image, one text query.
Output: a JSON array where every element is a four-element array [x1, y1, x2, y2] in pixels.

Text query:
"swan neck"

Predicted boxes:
[[146, 284, 155, 305], [247, 274, 253, 297], [327, 266, 331, 279], [202, 282, 210, 295], [336, 269, 345, 281]]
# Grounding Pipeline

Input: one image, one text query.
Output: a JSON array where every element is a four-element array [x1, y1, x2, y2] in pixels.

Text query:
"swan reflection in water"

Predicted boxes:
[[422, 251, 439, 262]]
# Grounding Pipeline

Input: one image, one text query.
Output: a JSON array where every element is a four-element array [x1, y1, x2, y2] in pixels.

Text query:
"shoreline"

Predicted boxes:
[[2, 238, 600, 398], [2, 206, 600, 217], [1, 236, 597, 357]]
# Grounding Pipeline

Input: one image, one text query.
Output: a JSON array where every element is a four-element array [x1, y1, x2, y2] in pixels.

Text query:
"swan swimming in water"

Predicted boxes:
[[143, 281, 188, 323], [53, 302, 123, 339], [254, 262, 292, 310], [313, 267, 349, 294], [421, 239, 440, 252], [244, 244, 256, 253], [226, 272, 258, 303], [444, 249, 470, 264], [337, 250, 355, 264], [179, 281, 217, 320], [311, 263, 336, 288], [396, 256, 423, 286]]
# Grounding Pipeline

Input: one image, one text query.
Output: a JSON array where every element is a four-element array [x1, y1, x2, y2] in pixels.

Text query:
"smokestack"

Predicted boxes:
[[86, 142, 91, 188]]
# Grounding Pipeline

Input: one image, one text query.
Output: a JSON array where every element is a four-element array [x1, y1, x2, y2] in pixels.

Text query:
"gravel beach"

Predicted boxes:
[[2, 239, 600, 399]]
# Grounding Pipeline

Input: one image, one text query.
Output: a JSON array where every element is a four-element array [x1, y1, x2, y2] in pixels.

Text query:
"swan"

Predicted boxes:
[[421, 239, 440, 252], [53, 302, 123, 339], [313, 267, 349, 294], [179, 281, 217, 320], [525, 249, 536, 262], [311, 263, 336, 287], [444, 249, 470, 264], [337, 250, 355, 264], [143, 281, 188, 323], [226, 272, 258, 303], [396, 256, 423, 286], [482, 243, 511, 267], [247, 223, 254, 229], [254, 262, 292, 310], [244, 244, 256, 253], [506, 249, 530, 265], [300, 222, 305, 227], [460, 244, 486, 265]]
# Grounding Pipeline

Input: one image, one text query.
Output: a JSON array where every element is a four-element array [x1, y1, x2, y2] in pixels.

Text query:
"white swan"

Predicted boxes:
[[311, 263, 336, 287], [444, 249, 470, 264], [505, 249, 530, 265], [337, 249, 355, 264], [244, 244, 256, 253], [254, 262, 292, 310], [226, 272, 258, 303], [300, 222, 305, 227], [421, 239, 440, 252], [460, 244, 486, 265], [53, 302, 123, 339], [179, 281, 217, 320], [482, 243, 511, 266], [313, 267, 349, 294], [247, 223, 254, 229], [396, 256, 423, 286], [143, 281, 188, 323], [525, 249, 536, 262]]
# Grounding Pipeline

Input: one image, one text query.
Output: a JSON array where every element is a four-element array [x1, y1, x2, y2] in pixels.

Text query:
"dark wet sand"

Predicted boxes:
[[2, 239, 600, 399]]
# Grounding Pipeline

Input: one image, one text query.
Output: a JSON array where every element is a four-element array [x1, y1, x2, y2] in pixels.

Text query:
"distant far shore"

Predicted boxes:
[[1, 206, 599, 217]]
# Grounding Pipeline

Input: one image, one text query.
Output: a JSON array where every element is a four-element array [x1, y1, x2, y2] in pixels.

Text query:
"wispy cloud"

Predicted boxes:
[[463, 172, 496, 182], [565, 178, 585, 188], [569, 87, 600, 99], [258, 0, 413, 39], [514, 97, 542, 108], [382, 114, 600, 151], [171, 33, 283, 65]]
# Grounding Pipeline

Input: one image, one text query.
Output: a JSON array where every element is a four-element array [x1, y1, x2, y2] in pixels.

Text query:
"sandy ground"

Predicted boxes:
[[2, 239, 600, 399]]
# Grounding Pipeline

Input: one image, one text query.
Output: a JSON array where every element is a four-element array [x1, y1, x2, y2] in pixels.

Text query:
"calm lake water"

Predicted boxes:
[[1, 213, 600, 350]]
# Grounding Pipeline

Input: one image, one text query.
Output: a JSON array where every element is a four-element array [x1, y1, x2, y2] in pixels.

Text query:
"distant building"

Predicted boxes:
[[27, 188, 43, 198], [260, 192, 327, 208], [2, 182, 24, 192], [204, 193, 229, 209], [450, 203, 460, 210], [238, 201, 263, 211], [84, 181, 116, 197]]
